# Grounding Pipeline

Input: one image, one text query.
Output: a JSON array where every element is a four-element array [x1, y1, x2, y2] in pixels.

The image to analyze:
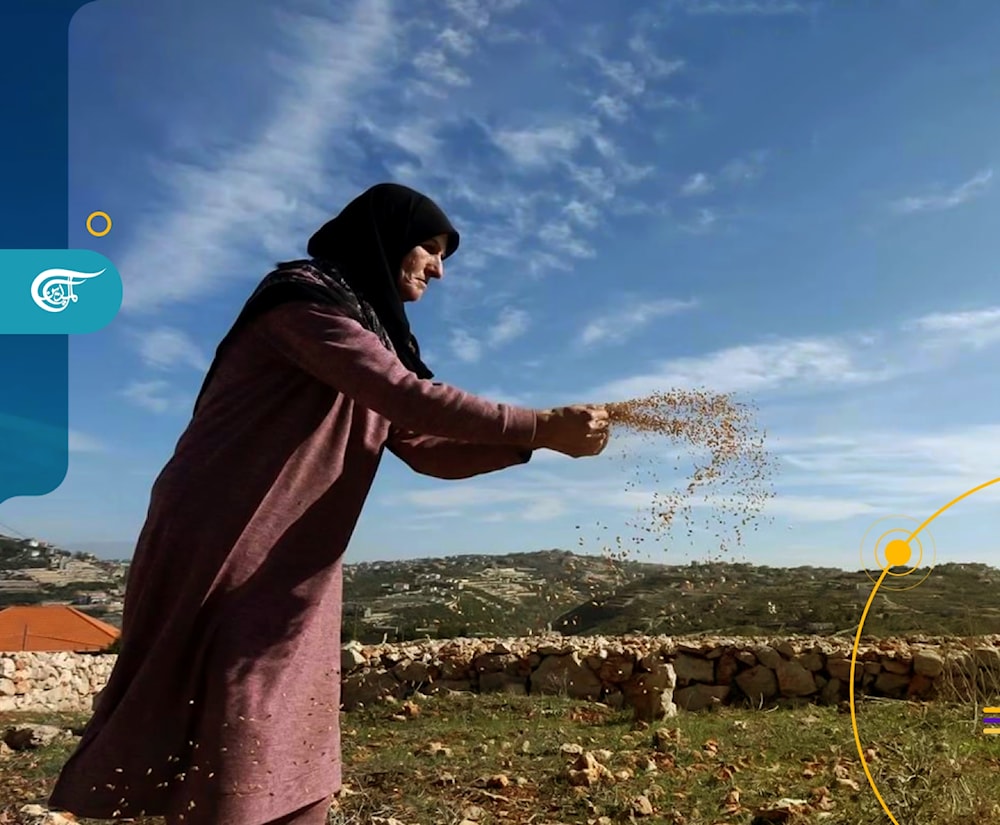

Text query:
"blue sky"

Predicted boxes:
[[3, 0, 1000, 574]]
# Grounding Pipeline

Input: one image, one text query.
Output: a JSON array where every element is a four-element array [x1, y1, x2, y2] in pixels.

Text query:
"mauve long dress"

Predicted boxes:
[[48, 301, 537, 824]]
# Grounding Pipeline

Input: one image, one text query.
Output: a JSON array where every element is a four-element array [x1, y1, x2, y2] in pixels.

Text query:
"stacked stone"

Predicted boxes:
[[0, 652, 115, 712], [4, 634, 1000, 716], [337, 633, 1000, 715]]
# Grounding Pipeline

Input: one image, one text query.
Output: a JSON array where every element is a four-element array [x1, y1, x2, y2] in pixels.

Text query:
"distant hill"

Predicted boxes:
[[341, 551, 1000, 642], [551, 559, 1000, 638], [341, 549, 661, 642], [5, 534, 999, 641]]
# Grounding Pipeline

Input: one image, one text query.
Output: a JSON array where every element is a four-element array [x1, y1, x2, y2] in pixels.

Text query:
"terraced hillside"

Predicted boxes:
[[341, 549, 662, 642], [553, 560, 1000, 638]]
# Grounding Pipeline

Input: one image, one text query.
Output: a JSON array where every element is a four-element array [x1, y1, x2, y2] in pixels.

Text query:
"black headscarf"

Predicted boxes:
[[192, 183, 459, 413], [307, 182, 459, 373]]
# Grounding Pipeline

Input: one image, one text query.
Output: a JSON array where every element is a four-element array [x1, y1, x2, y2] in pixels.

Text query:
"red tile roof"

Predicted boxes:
[[0, 605, 120, 652]]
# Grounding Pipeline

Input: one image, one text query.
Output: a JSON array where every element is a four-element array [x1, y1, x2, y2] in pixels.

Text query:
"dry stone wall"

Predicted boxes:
[[3, 634, 1000, 716], [340, 634, 1000, 716], [0, 652, 114, 713]]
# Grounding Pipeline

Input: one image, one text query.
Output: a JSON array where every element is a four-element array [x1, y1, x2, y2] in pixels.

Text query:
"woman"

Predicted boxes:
[[48, 183, 609, 825]]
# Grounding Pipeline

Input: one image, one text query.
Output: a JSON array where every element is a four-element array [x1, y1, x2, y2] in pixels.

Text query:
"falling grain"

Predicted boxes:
[[599, 388, 775, 559]]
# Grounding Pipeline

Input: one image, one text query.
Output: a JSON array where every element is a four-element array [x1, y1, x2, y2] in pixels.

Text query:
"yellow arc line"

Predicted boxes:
[[906, 476, 1000, 542], [850, 566, 901, 825], [851, 475, 1000, 825]]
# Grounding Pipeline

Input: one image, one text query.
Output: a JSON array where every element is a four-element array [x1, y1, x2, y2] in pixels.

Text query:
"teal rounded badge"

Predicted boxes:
[[0, 249, 122, 333]]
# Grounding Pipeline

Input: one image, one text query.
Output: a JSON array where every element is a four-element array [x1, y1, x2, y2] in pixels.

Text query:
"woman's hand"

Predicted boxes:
[[534, 405, 610, 457]]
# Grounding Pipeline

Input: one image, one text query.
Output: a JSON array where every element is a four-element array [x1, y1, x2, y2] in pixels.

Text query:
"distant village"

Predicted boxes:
[[0, 536, 129, 627]]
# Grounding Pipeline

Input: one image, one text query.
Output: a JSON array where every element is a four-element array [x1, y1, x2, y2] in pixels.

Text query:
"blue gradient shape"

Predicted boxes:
[[0, 337, 69, 502], [0, 1, 93, 504], [0, 250, 122, 333]]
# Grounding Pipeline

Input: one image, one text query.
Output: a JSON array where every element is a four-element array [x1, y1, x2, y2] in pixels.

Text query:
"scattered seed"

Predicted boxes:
[[596, 389, 775, 560]]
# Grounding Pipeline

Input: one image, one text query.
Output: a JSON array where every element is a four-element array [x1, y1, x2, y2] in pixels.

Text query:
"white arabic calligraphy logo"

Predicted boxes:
[[30, 267, 105, 313]]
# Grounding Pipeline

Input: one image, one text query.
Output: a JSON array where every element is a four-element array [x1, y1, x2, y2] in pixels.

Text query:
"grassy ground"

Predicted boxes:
[[2, 693, 999, 824]]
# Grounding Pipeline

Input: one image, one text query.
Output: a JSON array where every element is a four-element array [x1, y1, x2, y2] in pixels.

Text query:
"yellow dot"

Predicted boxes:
[[885, 538, 911, 567]]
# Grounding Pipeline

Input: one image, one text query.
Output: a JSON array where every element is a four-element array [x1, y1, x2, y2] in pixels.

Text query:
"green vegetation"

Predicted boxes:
[[4, 537, 1000, 822], [554, 560, 1000, 638], [341, 549, 659, 643], [3, 695, 999, 823], [4, 535, 1000, 641], [342, 554, 1000, 642]]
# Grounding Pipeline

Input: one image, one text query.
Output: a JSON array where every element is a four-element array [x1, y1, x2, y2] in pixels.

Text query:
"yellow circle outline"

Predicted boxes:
[[86, 211, 112, 237], [850, 476, 1000, 825]]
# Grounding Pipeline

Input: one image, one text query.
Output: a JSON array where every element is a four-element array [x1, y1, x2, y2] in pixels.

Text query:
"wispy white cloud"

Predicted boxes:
[[563, 199, 600, 227], [537, 220, 595, 259], [68, 430, 105, 453], [679, 152, 766, 197], [448, 306, 531, 363], [603, 487, 878, 523], [413, 49, 471, 87], [438, 27, 475, 54], [368, 117, 609, 279], [135, 327, 209, 372], [367, 16, 670, 279], [589, 134, 655, 185], [680, 207, 719, 233], [590, 53, 649, 97], [395, 415, 1000, 532], [404, 0, 531, 99], [347, 1, 628, 286], [390, 23, 665, 270], [473, 386, 530, 406], [580, 298, 699, 347], [668, 0, 813, 15], [585, 302, 1000, 403], [627, 33, 687, 80], [401, 482, 566, 522], [488, 307, 530, 346], [117, 0, 395, 313], [758, 495, 879, 522], [443, 0, 492, 28], [120, 380, 190, 414], [581, 41, 685, 129], [773, 425, 1000, 507], [592, 94, 630, 122], [680, 172, 713, 196], [590, 337, 892, 401], [905, 307, 1000, 350], [491, 122, 585, 168], [398, 467, 871, 527], [449, 329, 484, 363], [522, 497, 568, 521], [720, 153, 767, 184], [890, 168, 993, 214], [358, 115, 444, 166]]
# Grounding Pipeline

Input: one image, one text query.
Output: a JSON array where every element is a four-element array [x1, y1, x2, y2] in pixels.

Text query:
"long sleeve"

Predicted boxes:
[[386, 426, 533, 480], [254, 302, 538, 445]]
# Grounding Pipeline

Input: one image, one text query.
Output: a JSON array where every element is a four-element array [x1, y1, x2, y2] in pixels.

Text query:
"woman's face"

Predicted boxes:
[[397, 234, 448, 302]]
